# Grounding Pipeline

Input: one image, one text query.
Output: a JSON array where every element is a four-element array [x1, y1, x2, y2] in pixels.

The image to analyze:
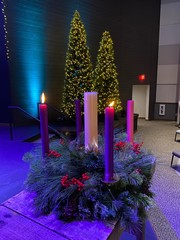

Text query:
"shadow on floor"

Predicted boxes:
[[172, 165, 180, 174]]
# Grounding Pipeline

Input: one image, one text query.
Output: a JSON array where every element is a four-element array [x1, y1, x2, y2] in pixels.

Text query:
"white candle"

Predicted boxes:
[[84, 92, 98, 151]]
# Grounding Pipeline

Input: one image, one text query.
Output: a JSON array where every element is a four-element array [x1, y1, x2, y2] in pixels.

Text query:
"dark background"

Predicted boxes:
[[0, 0, 161, 122]]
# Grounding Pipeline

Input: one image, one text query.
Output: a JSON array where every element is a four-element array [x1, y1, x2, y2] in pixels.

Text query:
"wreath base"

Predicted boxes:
[[22, 133, 156, 234], [3, 190, 147, 240]]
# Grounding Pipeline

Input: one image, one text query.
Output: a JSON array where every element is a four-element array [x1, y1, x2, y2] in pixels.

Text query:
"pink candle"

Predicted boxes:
[[127, 100, 134, 143], [39, 93, 49, 157], [105, 101, 114, 182]]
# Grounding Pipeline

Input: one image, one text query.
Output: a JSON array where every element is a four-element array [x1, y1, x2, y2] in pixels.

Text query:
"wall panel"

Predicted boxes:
[[160, 2, 180, 25], [156, 0, 180, 120], [156, 84, 177, 102], [159, 24, 180, 45], [157, 65, 179, 84], [158, 44, 180, 65]]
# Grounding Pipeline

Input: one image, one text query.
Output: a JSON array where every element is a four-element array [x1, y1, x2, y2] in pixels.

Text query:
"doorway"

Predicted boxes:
[[132, 85, 150, 120]]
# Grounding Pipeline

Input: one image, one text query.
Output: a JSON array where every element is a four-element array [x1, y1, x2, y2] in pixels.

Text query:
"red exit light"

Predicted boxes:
[[138, 74, 146, 81]]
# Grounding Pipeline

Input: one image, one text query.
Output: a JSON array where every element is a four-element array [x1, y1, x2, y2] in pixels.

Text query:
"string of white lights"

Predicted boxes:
[[1, 0, 10, 59]]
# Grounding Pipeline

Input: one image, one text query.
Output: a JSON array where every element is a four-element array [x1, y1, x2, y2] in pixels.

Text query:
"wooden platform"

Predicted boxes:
[[0, 191, 123, 240]]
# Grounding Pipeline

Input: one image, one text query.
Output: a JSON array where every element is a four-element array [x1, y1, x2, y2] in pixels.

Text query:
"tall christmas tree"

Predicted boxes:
[[93, 31, 122, 115], [61, 10, 93, 118]]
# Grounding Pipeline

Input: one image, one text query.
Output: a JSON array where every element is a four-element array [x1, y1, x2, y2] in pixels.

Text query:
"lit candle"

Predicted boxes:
[[127, 100, 134, 143], [84, 92, 98, 151], [39, 93, 49, 157], [75, 99, 82, 137], [105, 101, 114, 182]]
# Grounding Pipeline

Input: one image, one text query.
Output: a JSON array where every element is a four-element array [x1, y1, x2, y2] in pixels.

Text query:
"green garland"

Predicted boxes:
[[23, 131, 156, 232]]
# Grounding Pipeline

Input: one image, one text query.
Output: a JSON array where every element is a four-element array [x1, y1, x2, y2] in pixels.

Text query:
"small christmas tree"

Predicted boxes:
[[61, 10, 93, 118], [93, 31, 122, 115]]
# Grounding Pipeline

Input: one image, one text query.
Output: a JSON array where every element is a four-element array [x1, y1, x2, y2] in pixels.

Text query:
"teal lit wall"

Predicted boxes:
[[5, 0, 80, 118], [6, 1, 47, 116], [18, 3, 46, 115]]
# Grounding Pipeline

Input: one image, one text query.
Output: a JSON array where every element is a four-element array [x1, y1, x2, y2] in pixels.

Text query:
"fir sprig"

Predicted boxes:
[[23, 132, 156, 232]]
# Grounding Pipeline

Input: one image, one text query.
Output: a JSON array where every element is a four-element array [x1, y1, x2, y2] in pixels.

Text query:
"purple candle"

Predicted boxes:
[[127, 100, 134, 143], [75, 99, 82, 137], [105, 101, 114, 182], [39, 93, 49, 157]]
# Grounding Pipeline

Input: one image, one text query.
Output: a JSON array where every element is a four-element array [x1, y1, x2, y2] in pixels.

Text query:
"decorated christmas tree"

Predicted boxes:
[[93, 31, 122, 115], [61, 10, 93, 118]]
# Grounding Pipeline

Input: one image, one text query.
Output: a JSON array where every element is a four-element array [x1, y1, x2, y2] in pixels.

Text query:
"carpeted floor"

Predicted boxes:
[[136, 119, 180, 240]]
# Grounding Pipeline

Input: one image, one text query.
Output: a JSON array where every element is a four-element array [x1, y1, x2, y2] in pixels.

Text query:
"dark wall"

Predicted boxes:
[[154, 103, 177, 121], [116, 1, 160, 120], [0, 2, 11, 123], [1, 0, 161, 121]]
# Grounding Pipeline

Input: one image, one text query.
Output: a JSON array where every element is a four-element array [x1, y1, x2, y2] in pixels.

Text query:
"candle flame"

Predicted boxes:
[[41, 92, 45, 103], [109, 101, 114, 107]]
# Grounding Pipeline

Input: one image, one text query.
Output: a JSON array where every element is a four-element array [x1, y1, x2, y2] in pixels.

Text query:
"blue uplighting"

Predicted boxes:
[[15, 2, 46, 116]]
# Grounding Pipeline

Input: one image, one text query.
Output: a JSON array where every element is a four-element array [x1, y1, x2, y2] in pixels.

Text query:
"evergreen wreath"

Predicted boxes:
[[23, 131, 156, 233]]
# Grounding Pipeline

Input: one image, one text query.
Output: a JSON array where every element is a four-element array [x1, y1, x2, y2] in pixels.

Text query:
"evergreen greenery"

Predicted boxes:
[[23, 132, 155, 233], [92, 31, 122, 114], [61, 10, 93, 118]]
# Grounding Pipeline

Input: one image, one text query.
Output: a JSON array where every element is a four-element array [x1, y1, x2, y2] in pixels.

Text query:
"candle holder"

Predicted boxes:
[[102, 174, 120, 185]]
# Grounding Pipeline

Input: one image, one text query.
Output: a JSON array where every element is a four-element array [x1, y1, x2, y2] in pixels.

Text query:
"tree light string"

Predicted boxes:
[[1, 0, 10, 59]]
